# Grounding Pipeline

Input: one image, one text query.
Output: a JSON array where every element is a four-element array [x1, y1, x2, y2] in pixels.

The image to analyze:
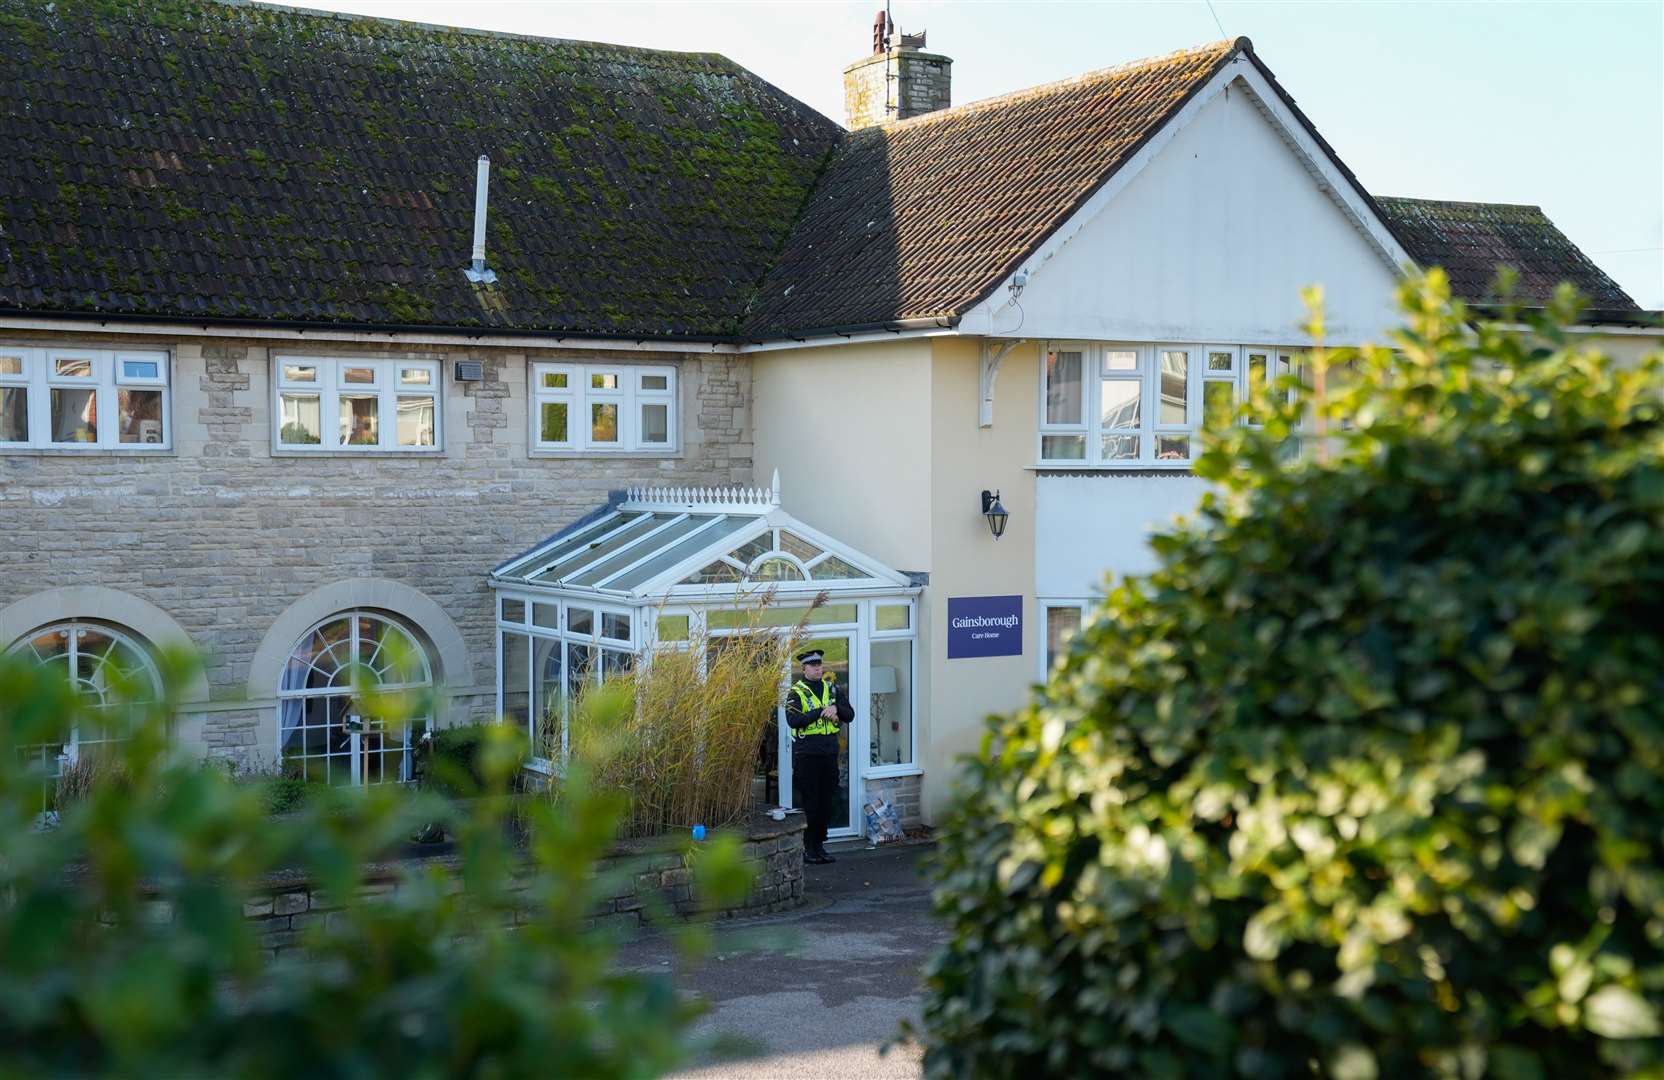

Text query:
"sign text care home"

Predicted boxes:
[[947, 595, 1023, 659]]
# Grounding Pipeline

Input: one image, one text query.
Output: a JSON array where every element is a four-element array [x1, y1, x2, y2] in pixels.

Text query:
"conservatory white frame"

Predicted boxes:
[[490, 473, 922, 839]]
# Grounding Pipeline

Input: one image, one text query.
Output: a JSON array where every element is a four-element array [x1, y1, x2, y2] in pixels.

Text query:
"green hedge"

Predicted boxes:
[[919, 276, 1664, 1078]]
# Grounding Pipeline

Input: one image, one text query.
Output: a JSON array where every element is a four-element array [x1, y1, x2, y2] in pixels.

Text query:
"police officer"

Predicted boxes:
[[786, 647, 853, 864]]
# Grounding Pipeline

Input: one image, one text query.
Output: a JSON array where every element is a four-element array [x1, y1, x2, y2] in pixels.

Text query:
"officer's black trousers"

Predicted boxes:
[[794, 752, 839, 852]]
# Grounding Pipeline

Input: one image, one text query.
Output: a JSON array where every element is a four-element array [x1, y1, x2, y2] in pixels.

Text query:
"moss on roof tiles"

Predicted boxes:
[[0, 0, 842, 336], [1377, 196, 1637, 311]]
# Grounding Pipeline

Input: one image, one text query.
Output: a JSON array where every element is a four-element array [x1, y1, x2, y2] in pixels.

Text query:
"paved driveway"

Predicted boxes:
[[618, 842, 943, 1079]]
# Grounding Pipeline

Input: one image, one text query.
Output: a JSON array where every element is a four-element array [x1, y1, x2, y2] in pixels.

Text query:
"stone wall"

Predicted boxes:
[[0, 330, 753, 769], [863, 773, 923, 827], [240, 813, 804, 958]]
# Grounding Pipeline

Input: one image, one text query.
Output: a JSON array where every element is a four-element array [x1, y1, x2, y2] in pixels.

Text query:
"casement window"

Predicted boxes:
[[1038, 342, 1305, 466], [531, 363, 676, 453], [0, 346, 171, 450], [1041, 602, 1087, 678], [274, 357, 441, 452]]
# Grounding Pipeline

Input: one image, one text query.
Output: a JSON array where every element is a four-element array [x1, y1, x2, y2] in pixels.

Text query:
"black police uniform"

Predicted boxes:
[[785, 658, 853, 862]]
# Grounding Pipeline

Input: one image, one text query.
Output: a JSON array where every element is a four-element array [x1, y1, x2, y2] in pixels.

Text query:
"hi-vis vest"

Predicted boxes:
[[791, 677, 840, 739]]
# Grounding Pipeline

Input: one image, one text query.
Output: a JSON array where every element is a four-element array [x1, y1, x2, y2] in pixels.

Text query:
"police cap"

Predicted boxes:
[[795, 648, 825, 665]]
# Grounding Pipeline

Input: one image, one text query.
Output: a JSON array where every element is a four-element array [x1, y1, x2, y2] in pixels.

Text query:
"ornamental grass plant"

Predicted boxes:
[[552, 598, 808, 838], [918, 273, 1664, 1079]]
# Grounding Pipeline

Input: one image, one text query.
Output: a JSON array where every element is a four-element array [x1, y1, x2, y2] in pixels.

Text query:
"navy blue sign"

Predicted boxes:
[[947, 595, 1024, 659]]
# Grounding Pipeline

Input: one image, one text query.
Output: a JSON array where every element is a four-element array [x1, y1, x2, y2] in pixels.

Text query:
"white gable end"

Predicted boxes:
[[971, 67, 1406, 345]]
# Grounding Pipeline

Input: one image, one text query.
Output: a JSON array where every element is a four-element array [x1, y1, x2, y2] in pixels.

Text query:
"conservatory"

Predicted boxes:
[[489, 475, 922, 839]]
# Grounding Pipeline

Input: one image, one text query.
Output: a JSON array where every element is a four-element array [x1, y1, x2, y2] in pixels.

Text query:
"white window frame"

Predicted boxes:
[[1039, 600, 1089, 680], [496, 592, 641, 768], [865, 598, 919, 777], [272, 355, 442, 453], [0, 345, 172, 452], [1037, 341, 1307, 468], [530, 362, 678, 454], [1038, 342, 1090, 463]]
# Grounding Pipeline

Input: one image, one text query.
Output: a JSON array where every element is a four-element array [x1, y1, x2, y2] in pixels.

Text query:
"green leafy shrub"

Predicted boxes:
[[417, 721, 517, 797], [0, 643, 748, 1076], [260, 770, 311, 815], [919, 275, 1664, 1078]]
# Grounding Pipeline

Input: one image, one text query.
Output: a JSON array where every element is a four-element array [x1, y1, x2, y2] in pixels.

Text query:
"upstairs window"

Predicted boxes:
[[1038, 342, 1305, 467], [275, 357, 440, 452], [531, 363, 676, 452], [0, 347, 171, 450]]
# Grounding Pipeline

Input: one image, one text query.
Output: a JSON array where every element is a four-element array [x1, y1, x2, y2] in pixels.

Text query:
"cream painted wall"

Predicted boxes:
[[1580, 331, 1664, 369], [922, 338, 1041, 821], [750, 339, 934, 573], [996, 75, 1404, 346], [753, 337, 1043, 824]]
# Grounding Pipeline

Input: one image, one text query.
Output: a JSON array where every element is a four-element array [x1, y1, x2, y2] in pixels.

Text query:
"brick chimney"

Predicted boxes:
[[843, 9, 951, 129]]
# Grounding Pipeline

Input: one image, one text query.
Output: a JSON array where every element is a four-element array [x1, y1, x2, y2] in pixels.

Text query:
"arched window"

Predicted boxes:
[[277, 611, 432, 786], [7, 621, 161, 773]]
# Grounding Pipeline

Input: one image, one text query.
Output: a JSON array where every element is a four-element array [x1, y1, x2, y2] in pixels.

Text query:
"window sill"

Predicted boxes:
[[2, 446, 176, 457], [270, 447, 447, 458], [1028, 464, 1197, 475], [528, 448, 683, 460], [863, 764, 923, 780]]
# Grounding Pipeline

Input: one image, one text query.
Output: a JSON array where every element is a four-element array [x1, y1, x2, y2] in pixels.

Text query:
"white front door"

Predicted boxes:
[[779, 632, 862, 839]]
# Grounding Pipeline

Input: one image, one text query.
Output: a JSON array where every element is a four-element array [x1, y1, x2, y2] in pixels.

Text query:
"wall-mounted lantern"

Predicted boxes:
[[981, 489, 1009, 540]]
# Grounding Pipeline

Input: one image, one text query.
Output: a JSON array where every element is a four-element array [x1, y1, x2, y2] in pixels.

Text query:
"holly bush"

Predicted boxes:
[[919, 274, 1664, 1078], [0, 645, 748, 1077]]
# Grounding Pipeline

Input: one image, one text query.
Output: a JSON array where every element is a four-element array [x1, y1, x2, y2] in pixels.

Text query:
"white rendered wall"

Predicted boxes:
[[1036, 474, 1212, 597], [998, 76, 1404, 346]]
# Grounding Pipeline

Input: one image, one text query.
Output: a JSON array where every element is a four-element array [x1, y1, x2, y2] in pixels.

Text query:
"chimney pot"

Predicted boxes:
[[844, 11, 950, 129]]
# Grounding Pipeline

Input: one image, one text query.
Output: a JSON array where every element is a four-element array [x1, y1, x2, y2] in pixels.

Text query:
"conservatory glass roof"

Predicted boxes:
[[491, 477, 915, 601]]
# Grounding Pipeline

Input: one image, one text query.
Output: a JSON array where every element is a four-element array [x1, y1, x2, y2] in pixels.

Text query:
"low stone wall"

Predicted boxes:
[[242, 812, 804, 958]]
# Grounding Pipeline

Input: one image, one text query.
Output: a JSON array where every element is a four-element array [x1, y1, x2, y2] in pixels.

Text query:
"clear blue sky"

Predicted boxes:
[[303, 0, 1663, 308]]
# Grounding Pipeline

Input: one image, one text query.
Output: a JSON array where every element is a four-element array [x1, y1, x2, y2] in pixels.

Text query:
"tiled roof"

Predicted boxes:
[[0, 0, 841, 338], [1376, 197, 1638, 311], [742, 40, 1242, 337]]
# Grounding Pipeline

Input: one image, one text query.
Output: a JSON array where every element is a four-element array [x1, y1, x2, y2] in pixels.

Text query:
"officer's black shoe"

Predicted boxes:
[[805, 847, 833, 865], [813, 846, 837, 864]]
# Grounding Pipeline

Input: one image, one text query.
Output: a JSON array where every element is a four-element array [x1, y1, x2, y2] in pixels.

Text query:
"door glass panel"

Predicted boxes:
[[793, 635, 852, 832]]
